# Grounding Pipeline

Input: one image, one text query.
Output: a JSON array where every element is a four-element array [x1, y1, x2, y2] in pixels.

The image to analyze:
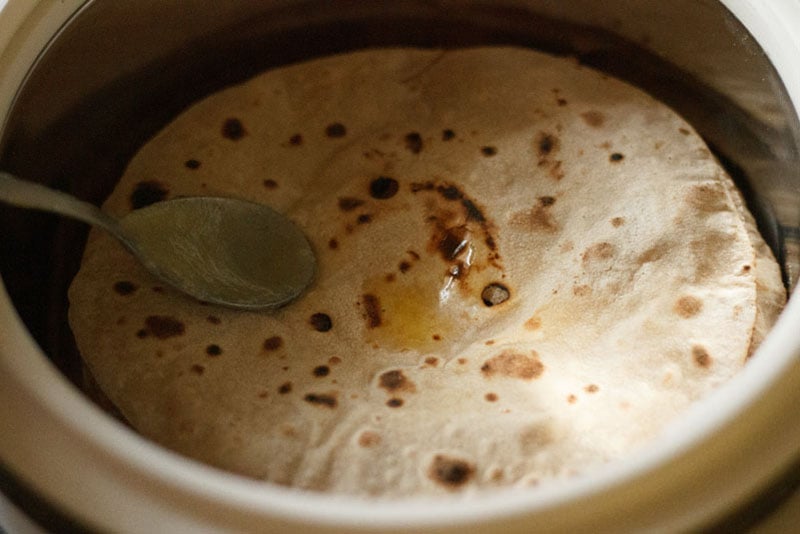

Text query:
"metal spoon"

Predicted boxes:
[[0, 171, 316, 310]]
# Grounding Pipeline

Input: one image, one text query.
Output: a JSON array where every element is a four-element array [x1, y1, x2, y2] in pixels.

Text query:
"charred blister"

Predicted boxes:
[[312, 365, 331, 377], [221, 118, 246, 140], [263, 336, 284, 351], [361, 294, 383, 328], [369, 176, 399, 199], [310, 313, 333, 332], [379, 370, 416, 393], [386, 398, 404, 408], [325, 122, 347, 138], [692, 345, 713, 368], [428, 455, 475, 489], [436, 226, 468, 261], [405, 132, 424, 154], [481, 283, 510, 307], [137, 315, 185, 339], [304, 392, 338, 408], [535, 132, 559, 159], [338, 197, 365, 211], [113, 281, 138, 296]]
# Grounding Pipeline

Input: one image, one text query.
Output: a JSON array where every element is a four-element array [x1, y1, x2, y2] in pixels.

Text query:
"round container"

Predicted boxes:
[[1, 1, 800, 532]]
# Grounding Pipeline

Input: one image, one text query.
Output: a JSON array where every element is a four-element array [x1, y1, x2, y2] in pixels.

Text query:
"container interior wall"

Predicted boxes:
[[0, 0, 798, 383]]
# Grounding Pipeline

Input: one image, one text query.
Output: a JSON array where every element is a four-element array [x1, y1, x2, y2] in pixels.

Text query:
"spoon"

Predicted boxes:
[[0, 171, 316, 310]]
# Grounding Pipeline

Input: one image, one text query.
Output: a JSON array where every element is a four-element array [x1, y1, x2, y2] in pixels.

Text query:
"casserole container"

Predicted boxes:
[[1, 1, 799, 531]]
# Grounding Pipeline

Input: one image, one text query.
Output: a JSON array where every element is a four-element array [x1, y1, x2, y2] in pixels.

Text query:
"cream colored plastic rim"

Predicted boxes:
[[1, 1, 799, 532]]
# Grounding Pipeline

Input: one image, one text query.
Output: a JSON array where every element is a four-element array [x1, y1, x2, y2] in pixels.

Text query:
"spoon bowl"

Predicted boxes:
[[0, 171, 316, 309]]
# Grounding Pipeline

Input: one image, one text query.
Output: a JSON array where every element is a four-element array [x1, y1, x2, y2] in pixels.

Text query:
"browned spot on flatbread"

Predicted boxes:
[[573, 284, 591, 296], [370, 176, 399, 199], [675, 296, 703, 318], [585, 384, 599, 393], [304, 392, 338, 408], [378, 370, 417, 393], [190, 364, 205, 375], [358, 431, 381, 448], [485, 392, 498, 402], [309, 313, 333, 332], [362, 294, 383, 328], [263, 179, 278, 189], [139, 315, 185, 339], [113, 281, 137, 296], [442, 129, 456, 141], [686, 182, 728, 212], [611, 217, 625, 227], [338, 197, 365, 211], [428, 455, 475, 489], [638, 243, 668, 264], [263, 336, 283, 351], [481, 283, 510, 307], [386, 398, 404, 408], [582, 242, 616, 265], [481, 146, 497, 157], [435, 226, 468, 261], [692, 345, 713, 368], [405, 132, 423, 154], [278, 382, 292, 394], [184, 159, 201, 169], [481, 350, 544, 380], [313, 365, 330, 377], [535, 131, 559, 158], [690, 232, 737, 280], [221, 118, 246, 140], [205, 344, 222, 356], [534, 132, 564, 180], [325, 122, 346, 138], [513, 196, 559, 233], [524, 316, 542, 331], [580, 110, 605, 127]]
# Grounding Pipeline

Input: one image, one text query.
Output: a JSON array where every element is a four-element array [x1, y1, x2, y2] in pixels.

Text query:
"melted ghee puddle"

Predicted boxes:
[[363, 251, 475, 353]]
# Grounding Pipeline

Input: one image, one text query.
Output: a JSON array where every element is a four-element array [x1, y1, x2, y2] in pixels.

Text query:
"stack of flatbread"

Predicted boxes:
[[68, 47, 785, 497]]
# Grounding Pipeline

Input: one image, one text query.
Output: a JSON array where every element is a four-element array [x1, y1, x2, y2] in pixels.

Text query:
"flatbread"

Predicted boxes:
[[68, 47, 785, 497]]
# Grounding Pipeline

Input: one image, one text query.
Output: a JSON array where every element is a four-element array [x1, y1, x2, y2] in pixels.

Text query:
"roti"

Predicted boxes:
[[68, 47, 785, 497]]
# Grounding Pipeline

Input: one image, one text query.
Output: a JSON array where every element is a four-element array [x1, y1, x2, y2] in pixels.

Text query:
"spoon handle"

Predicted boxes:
[[0, 171, 122, 236]]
